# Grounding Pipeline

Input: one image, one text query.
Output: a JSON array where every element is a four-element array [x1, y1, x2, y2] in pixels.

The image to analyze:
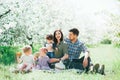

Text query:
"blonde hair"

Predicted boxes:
[[34, 52, 40, 58], [39, 47, 48, 53], [22, 45, 32, 53]]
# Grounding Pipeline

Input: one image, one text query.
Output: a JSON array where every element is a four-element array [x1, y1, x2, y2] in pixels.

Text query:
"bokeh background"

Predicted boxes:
[[0, 0, 120, 46], [0, 0, 120, 80]]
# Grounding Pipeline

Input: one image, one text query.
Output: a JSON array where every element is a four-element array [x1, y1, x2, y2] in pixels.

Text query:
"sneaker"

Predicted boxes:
[[12, 69, 19, 74], [93, 63, 100, 73], [89, 64, 94, 74], [25, 70, 32, 73], [20, 70, 26, 74], [99, 64, 105, 75], [77, 69, 84, 74]]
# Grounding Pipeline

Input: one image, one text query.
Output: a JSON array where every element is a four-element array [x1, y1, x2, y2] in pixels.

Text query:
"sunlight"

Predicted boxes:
[[0, 0, 120, 45], [45, 0, 120, 41], [59, 0, 119, 28]]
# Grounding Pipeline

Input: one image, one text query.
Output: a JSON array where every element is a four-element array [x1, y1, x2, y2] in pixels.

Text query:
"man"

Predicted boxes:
[[65, 28, 91, 72]]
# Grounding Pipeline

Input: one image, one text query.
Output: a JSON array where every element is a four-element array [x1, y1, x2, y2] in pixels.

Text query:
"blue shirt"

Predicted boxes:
[[65, 38, 87, 60]]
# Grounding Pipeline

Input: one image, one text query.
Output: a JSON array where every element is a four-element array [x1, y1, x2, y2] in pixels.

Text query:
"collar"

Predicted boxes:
[[70, 39, 79, 45]]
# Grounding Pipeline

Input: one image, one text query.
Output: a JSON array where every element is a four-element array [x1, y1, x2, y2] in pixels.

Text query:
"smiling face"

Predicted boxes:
[[53, 30, 63, 44], [23, 46, 32, 55], [25, 49, 32, 55], [46, 34, 53, 44], [55, 30, 62, 40], [39, 47, 48, 57], [69, 32, 77, 42]]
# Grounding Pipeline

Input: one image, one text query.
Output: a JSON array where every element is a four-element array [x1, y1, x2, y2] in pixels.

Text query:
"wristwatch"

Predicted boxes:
[[59, 58, 61, 61]]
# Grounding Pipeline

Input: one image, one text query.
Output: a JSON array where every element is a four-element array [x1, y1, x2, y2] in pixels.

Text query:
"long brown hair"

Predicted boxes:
[[53, 30, 63, 45]]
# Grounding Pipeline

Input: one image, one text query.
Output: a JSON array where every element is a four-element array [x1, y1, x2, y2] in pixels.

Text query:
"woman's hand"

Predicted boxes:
[[49, 58, 60, 63], [55, 48, 58, 51]]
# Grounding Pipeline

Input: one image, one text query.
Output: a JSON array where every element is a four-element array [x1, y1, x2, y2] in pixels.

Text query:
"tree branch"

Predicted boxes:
[[0, 9, 11, 19]]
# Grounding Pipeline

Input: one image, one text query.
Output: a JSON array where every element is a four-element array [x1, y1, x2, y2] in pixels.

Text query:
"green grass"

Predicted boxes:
[[0, 44, 120, 80]]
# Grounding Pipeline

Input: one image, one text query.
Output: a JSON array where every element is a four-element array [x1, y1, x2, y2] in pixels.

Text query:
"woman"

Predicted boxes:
[[49, 30, 68, 63]]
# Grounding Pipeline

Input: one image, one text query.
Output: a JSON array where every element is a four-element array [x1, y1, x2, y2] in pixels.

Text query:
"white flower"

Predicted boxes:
[[3, 22, 17, 30], [0, 29, 3, 34]]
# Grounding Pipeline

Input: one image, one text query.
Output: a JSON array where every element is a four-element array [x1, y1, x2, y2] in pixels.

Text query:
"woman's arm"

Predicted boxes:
[[61, 42, 69, 60], [49, 58, 60, 63], [49, 53, 69, 63], [83, 51, 89, 68]]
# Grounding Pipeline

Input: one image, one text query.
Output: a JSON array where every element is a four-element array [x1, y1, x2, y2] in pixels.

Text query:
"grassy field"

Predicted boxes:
[[0, 44, 120, 80]]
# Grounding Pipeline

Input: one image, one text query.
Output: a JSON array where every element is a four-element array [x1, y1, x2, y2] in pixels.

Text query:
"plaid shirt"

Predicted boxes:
[[65, 38, 87, 60]]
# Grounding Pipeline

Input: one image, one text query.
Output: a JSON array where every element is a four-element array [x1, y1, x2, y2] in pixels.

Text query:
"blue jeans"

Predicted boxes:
[[47, 52, 55, 58]]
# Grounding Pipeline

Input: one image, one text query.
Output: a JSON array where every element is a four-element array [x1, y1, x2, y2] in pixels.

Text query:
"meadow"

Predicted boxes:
[[0, 44, 120, 80]]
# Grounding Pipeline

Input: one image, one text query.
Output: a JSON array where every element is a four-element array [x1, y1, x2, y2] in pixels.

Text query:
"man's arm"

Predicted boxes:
[[80, 43, 90, 68], [85, 51, 89, 58], [61, 54, 69, 60], [83, 51, 89, 68]]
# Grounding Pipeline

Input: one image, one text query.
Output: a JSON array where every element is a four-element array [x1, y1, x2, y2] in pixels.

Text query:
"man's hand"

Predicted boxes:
[[83, 51, 89, 68], [61, 54, 69, 61], [83, 58, 88, 68]]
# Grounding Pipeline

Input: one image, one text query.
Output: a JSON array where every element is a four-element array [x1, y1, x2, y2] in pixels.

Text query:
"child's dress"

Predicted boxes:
[[36, 56, 50, 70]]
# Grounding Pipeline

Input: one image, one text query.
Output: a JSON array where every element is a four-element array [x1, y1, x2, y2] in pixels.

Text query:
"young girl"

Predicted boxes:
[[35, 47, 50, 70], [17, 45, 35, 72]]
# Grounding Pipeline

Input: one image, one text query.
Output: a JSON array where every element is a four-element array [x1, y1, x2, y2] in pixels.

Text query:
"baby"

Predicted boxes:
[[45, 34, 55, 58], [35, 47, 50, 70], [17, 45, 35, 72]]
